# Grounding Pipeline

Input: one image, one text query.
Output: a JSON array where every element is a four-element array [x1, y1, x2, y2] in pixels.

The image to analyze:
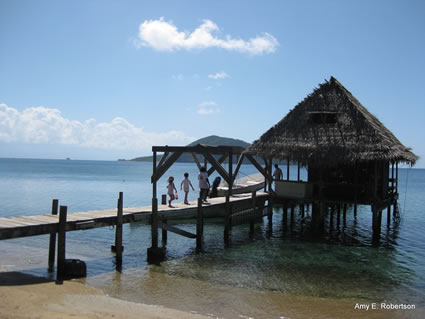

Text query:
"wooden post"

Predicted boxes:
[[161, 218, 168, 245], [151, 151, 158, 250], [354, 163, 358, 218], [282, 201, 288, 225], [395, 161, 399, 194], [290, 205, 295, 223], [300, 204, 305, 218], [287, 158, 290, 181], [114, 192, 123, 267], [151, 198, 158, 249], [329, 204, 334, 231], [224, 194, 230, 244], [297, 162, 301, 181], [228, 152, 233, 196], [267, 194, 273, 221], [372, 207, 382, 235], [196, 198, 203, 250], [387, 206, 391, 226], [250, 191, 256, 235], [268, 158, 273, 193], [336, 204, 341, 227], [56, 205, 67, 284], [48, 199, 59, 272], [343, 203, 347, 223], [161, 194, 167, 205]]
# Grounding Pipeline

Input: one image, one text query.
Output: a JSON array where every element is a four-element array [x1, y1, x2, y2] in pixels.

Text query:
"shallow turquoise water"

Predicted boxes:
[[0, 158, 424, 318]]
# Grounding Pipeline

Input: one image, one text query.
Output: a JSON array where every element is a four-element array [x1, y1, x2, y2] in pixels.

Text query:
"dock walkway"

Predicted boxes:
[[0, 192, 269, 240]]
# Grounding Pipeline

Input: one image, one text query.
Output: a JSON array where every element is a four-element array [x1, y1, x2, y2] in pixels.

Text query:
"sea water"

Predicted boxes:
[[0, 158, 424, 318]]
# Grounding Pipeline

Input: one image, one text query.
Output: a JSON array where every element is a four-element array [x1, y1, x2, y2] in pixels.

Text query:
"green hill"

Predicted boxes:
[[129, 135, 251, 162]]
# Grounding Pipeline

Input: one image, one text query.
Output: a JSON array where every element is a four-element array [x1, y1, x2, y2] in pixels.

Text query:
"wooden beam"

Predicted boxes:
[[151, 151, 182, 183], [200, 147, 230, 184], [207, 154, 228, 176], [191, 152, 202, 170], [245, 154, 271, 184], [158, 222, 196, 239], [233, 154, 245, 181], [152, 145, 245, 154], [157, 152, 169, 168]]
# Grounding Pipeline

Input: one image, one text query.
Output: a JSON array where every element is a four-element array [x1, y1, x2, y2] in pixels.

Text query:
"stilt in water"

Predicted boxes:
[[112, 192, 124, 270], [161, 218, 168, 246], [48, 199, 59, 272], [56, 205, 67, 285], [329, 205, 335, 232], [196, 198, 203, 250], [224, 194, 231, 244], [249, 191, 256, 236], [387, 205, 391, 227]]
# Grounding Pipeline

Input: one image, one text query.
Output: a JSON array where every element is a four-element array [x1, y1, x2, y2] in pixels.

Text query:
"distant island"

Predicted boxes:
[[124, 135, 251, 163]]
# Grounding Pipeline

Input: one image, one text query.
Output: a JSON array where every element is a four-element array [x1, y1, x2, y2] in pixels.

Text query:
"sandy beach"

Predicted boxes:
[[0, 271, 210, 319]]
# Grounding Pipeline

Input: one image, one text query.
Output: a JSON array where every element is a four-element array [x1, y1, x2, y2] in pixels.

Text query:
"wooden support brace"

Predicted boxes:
[[201, 147, 230, 184], [207, 154, 228, 176], [191, 153, 202, 170], [151, 151, 182, 183], [159, 222, 196, 239]]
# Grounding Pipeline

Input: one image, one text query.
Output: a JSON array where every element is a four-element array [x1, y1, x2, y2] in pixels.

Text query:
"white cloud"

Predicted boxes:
[[137, 18, 278, 55], [0, 104, 195, 151], [197, 101, 220, 115], [208, 71, 229, 80]]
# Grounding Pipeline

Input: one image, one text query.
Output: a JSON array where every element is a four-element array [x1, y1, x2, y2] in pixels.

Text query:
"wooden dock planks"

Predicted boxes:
[[0, 192, 269, 240]]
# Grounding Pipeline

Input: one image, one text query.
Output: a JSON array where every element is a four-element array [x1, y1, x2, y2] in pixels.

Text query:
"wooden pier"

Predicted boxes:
[[0, 192, 268, 241], [0, 191, 268, 281]]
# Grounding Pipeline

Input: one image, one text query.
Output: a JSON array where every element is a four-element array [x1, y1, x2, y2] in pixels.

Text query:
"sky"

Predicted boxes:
[[1, 0, 424, 166]]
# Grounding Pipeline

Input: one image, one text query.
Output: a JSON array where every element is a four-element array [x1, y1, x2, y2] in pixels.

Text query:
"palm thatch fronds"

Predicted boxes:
[[246, 77, 418, 166]]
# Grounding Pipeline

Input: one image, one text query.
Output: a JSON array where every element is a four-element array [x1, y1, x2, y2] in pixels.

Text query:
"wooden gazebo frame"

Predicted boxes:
[[148, 144, 270, 259]]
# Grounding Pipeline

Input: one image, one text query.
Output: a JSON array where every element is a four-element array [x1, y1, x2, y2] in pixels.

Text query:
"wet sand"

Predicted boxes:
[[0, 271, 210, 319]]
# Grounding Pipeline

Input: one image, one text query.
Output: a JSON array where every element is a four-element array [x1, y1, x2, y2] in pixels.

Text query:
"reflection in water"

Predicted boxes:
[[76, 203, 424, 318]]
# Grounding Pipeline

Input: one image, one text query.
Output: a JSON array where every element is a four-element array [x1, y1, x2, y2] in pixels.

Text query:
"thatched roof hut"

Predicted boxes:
[[246, 77, 418, 166]]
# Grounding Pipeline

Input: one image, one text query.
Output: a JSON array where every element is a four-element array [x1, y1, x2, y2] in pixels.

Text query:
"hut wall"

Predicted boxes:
[[307, 161, 391, 204]]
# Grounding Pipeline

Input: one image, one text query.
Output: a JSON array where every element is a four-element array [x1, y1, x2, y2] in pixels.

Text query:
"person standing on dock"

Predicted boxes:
[[167, 176, 178, 208], [198, 167, 210, 203], [273, 164, 283, 181], [181, 172, 195, 205]]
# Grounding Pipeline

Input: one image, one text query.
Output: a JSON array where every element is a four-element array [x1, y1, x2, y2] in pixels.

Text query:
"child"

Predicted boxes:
[[167, 176, 177, 208], [180, 172, 195, 205]]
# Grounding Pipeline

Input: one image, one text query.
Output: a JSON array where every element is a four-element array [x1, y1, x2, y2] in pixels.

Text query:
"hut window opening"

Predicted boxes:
[[309, 112, 338, 124]]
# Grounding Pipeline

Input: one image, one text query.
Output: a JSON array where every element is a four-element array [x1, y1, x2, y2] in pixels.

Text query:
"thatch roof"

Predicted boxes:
[[246, 77, 418, 166]]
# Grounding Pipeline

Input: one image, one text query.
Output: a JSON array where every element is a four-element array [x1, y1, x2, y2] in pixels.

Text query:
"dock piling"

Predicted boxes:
[[224, 194, 231, 244], [48, 199, 59, 272], [56, 205, 67, 285], [113, 192, 123, 268], [196, 198, 203, 250], [250, 191, 256, 235]]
